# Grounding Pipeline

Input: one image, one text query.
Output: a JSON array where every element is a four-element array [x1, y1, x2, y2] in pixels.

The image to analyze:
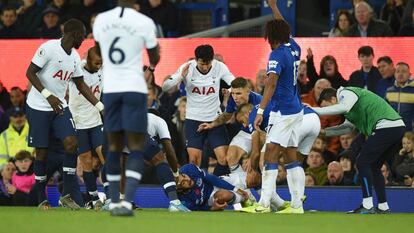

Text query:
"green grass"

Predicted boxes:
[[1, 207, 413, 233]]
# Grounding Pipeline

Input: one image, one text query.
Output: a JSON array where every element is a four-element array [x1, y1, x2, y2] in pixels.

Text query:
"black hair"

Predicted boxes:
[[334, 10, 355, 31], [231, 77, 249, 89], [195, 45, 214, 63], [1, 6, 17, 15], [377, 56, 393, 65], [63, 19, 85, 34], [317, 88, 337, 105], [358, 46, 374, 57], [264, 19, 290, 45]]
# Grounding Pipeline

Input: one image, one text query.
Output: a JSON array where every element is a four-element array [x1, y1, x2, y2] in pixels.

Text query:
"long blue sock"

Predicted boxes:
[[62, 152, 78, 196], [124, 151, 144, 203], [106, 151, 121, 203], [83, 171, 99, 201], [34, 159, 47, 203], [156, 162, 178, 201], [101, 164, 110, 198]]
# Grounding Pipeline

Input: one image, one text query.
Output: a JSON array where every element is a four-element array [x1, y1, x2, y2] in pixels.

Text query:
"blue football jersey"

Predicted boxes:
[[243, 104, 271, 133], [225, 91, 262, 113], [266, 37, 303, 115]]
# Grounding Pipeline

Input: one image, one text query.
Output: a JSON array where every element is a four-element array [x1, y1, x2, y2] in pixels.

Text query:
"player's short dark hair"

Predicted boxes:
[[377, 56, 393, 64], [317, 88, 337, 105], [195, 45, 214, 63], [1, 6, 17, 15], [358, 46, 374, 57], [264, 19, 290, 45], [63, 19, 85, 34], [87, 46, 101, 59], [10, 86, 23, 92], [396, 62, 410, 69], [231, 77, 249, 89]]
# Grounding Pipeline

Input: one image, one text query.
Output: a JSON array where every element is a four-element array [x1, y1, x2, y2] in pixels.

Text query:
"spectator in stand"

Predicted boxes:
[[171, 96, 188, 165], [306, 48, 347, 89], [78, 0, 106, 33], [0, 6, 24, 38], [399, 8, 414, 35], [381, 162, 398, 186], [376, 56, 396, 98], [255, 69, 266, 95], [311, 134, 337, 164], [348, 46, 382, 93], [325, 161, 354, 186], [392, 132, 414, 185], [345, 1, 393, 37], [401, 0, 414, 25], [35, 7, 61, 39], [305, 173, 316, 187], [0, 107, 33, 166], [339, 131, 355, 155], [329, 10, 355, 37], [305, 148, 328, 186], [49, 0, 79, 25], [0, 81, 11, 111], [2, 87, 25, 129], [339, 153, 356, 185], [386, 62, 414, 131], [137, 0, 178, 37], [9, 150, 36, 206], [302, 79, 343, 155], [15, 0, 44, 38], [297, 60, 312, 94], [380, 0, 406, 35], [0, 162, 15, 205]]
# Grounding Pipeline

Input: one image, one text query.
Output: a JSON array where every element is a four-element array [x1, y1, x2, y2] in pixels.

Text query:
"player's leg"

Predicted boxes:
[[208, 124, 230, 176], [185, 119, 206, 166], [227, 130, 251, 174], [26, 106, 52, 208], [371, 127, 404, 213]]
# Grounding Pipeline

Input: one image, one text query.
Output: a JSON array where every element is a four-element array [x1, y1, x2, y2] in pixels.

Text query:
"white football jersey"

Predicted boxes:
[[164, 59, 234, 122], [68, 61, 103, 129], [27, 39, 83, 111], [93, 6, 158, 94], [147, 113, 171, 140]]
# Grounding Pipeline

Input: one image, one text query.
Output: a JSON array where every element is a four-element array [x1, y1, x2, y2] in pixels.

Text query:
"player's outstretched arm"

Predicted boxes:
[[197, 112, 233, 132], [162, 63, 190, 91], [73, 77, 104, 112], [323, 120, 355, 137], [161, 139, 179, 174], [26, 63, 63, 114], [268, 0, 284, 20]]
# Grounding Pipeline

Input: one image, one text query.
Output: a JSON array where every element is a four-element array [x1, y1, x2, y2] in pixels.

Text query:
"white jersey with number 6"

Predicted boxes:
[[93, 6, 158, 94], [69, 61, 103, 129]]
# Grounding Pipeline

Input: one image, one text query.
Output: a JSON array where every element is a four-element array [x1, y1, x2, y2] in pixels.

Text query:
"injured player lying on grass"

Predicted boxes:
[[176, 164, 291, 211]]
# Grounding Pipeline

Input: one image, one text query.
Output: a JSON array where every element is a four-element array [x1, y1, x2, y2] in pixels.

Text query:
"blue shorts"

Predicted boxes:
[[77, 125, 103, 154], [143, 136, 161, 161], [27, 106, 76, 148], [185, 119, 229, 150], [103, 92, 147, 133]]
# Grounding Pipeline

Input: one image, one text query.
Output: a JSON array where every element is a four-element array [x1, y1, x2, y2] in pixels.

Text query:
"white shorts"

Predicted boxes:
[[297, 113, 321, 155], [266, 110, 304, 148], [229, 130, 252, 154], [207, 173, 247, 206]]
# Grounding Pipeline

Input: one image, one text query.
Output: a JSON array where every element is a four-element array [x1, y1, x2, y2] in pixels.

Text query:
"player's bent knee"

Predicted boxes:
[[214, 190, 234, 203]]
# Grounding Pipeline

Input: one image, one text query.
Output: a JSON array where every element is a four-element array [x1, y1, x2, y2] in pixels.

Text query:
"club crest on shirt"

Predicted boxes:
[[268, 60, 278, 69], [38, 49, 45, 57]]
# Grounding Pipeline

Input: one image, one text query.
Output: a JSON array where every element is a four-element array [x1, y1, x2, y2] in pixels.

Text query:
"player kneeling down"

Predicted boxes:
[[176, 164, 256, 211]]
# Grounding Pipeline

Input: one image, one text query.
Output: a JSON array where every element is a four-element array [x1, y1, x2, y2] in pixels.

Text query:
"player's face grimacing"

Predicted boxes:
[[177, 174, 194, 190], [319, 97, 338, 107], [231, 87, 249, 106], [88, 54, 103, 72], [196, 59, 212, 74]]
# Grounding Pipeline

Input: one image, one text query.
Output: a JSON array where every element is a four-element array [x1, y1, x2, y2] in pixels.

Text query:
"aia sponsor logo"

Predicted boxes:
[[191, 87, 215, 95], [53, 70, 73, 81]]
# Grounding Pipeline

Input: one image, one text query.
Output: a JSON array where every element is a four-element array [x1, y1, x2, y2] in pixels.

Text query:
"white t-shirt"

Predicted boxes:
[[163, 59, 234, 122], [147, 113, 171, 140], [93, 6, 158, 94], [68, 61, 103, 129], [27, 39, 83, 111]]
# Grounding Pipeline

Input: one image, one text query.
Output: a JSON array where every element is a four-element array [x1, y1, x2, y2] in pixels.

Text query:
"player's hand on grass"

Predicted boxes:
[[47, 95, 63, 114], [197, 123, 213, 132], [181, 63, 190, 79], [254, 114, 263, 131], [211, 198, 228, 211]]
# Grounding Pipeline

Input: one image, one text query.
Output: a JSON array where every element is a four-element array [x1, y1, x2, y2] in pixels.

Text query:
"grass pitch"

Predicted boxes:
[[1, 207, 413, 233]]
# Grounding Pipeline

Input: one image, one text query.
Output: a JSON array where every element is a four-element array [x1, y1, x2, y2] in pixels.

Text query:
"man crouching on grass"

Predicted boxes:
[[176, 164, 255, 211]]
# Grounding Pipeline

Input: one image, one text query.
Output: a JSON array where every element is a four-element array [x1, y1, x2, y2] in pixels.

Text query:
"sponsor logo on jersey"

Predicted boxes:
[[53, 70, 73, 81], [191, 87, 216, 95], [268, 60, 278, 69]]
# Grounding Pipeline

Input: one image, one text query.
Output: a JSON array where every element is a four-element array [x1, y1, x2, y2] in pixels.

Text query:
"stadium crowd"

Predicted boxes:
[[0, 0, 413, 209]]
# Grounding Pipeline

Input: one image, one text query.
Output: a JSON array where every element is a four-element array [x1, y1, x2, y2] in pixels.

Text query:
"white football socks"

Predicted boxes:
[[363, 197, 373, 209], [286, 165, 305, 209], [258, 169, 278, 208]]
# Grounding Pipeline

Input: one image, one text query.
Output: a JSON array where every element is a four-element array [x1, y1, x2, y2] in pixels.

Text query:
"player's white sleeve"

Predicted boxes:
[[325, 119, 355, 137], [162, 62, 187, 91], [144, 19, 158, 49], [220, 63, 235, 85], [312, 89, 358, 115], [72, 53, 84, 78], [154, 116, 171, 140], [92, 15, 101, 42], [31, 43, 50, 68]]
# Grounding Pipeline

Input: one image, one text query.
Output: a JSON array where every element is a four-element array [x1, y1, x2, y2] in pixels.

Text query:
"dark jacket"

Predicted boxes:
[[375, 76, 395, 99], [15, 4, 44, 38], [348, 66, 382, 93], [35, 25, 62, 39], [0, 23, 25, 38], [344, 19, 394, 37], [49, 2, 80, 24], [398, 23, 414, 36], [138, 0, 178, 37], [385, 80, 414, 131], [392, 153, 414, 181], [306, 56, 347, 89]]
